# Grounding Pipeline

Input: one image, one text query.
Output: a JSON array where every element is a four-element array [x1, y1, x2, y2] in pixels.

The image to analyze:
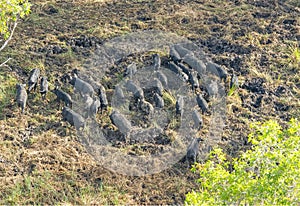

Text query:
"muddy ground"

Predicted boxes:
[[0, 0, 299, 204]]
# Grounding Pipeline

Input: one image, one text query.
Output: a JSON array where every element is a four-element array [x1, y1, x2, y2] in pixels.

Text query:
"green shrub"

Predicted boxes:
[[185, 119, 300, 205], [0, 0, 31, 39]]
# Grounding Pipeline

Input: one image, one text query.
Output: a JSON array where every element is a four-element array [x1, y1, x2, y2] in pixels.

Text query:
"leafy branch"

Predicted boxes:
[[0, 19, 18, 53], [185, 119, 300, 205], [0, 0, 31, 68]]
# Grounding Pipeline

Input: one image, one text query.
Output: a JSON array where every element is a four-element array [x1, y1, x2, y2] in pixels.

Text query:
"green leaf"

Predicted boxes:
[[0, 0, 31, 40], [185, 119, 300, 205]]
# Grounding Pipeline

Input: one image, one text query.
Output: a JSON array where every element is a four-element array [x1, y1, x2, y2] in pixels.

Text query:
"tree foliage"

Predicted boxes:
[[185, 119, 300, 205], [0, 0, 31, 39]]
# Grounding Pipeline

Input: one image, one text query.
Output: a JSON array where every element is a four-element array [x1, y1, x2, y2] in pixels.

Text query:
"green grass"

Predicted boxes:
[[290, 45, 300, 66], [162, 90, 176, 108], [0, 72, 18, 118], [1, 170, 125, 205], [227, 85, 237, 96]]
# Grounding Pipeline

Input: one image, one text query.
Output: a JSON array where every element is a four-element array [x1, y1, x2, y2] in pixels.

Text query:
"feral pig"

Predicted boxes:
[[97, 85, 108, 111], [69, 76, 94, 96], [206, 61, 219, 78], [110, 110, 132, 141], [60, 73, 72, 84], [71, 68, 80, 76], [70, 69, 101, 92], [183, 54, 206, 75], [40, 76, 48, 100], [153, 53, 161, 70], [169, 45, 181, 62], [178, 63, 194, 83], [192, 109, 203, 130], [83, 94, 93, 118], [139, 100, 154, 116], [179, 70, 189, 82], [115, 85, 125, 100], [168, 62, 181, 75], [174, 44, 193, 58], [113, 85, 125, 107], [28, 68, 40, 92], [90, 98, 101, 117], [124, 62, 137, 78], [62, 107, 85, 130], [16, 84, 28, 113], [189, 70, 199, 90], [215, 63, 228, 81], [125, 80, 139, 93], [206, 61, 227, 81], [156, 71, 168, 88], [168, 62, 188, 82], [126, 80, 144, 101], [150, 78, 163, 96], [133, 88, 144, 102], [230, 73, 239, 89], [51, 87, 72, 107], [196, 94, 208, 114], [178, 62, 191, 77], [176, 95, 184, 117], [186, 137, 204, 164], [154, 93, 164, 108], [206, 80, 219, 98]]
